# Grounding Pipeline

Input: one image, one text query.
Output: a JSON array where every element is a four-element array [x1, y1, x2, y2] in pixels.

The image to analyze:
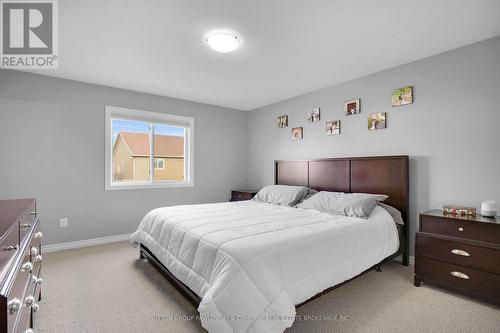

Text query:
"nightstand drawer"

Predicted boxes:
[[415, 255, 500, 302], [416, 233, 500, 274], [231, 191, 256, 202], [420, 215, 500, 244]]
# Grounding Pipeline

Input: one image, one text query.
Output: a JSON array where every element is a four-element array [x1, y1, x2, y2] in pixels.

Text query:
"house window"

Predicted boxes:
[[154, 158, 165, 170], [105, 106, 194, 190]]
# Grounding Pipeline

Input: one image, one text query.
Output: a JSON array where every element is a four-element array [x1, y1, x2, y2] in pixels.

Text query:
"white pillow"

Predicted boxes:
[[253, 185, 311, 206], [378, 202, 404, 225], [297, 191, 388, 219]]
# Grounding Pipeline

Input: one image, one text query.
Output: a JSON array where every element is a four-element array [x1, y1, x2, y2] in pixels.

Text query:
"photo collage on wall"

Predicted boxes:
[[276, 85, 413, 139]]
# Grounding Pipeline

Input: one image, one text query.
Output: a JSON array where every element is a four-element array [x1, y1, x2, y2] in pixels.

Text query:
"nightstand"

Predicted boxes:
[[414, 210, 500, 304], [230, 190, 258, 202]]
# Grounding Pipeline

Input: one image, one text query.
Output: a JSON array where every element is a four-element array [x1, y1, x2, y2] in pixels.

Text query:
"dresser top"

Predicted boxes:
[[0, 199, 35, 235], [422, 209, 499, 224]]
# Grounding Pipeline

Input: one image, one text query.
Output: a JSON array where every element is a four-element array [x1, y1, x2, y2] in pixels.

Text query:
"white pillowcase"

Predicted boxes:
[[378, 202, 404, 225], [296, 191, 388, 219], [253, 185, 311, 206]]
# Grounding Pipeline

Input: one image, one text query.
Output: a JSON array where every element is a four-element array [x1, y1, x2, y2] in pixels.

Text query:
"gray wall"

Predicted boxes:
[[1, 37, 499, 251], [0, 70, 249, 245], [247, 37, 500, 256]]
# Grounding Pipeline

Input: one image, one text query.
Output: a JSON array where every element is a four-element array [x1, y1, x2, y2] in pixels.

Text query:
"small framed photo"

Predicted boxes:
[[392, 86, 413, 107], [344, 98, 360, 115], [368, 113, 387, 131], [326, 120, 340, 135], [291, 127, 303, 140], [307, 107, 320, 122], [277, 115, 288, 128]]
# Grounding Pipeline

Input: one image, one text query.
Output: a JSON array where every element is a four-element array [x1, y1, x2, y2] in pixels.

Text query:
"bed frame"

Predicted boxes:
[[139, 155, 409, 308]]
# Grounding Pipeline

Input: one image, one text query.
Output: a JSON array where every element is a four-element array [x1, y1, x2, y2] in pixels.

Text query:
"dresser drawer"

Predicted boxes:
[[30, 222, 42, 276], [13, 301, 31, 333], [6, 249, 31, 333], [416, 233, 500, 274], [420, 215, 500, 244], [0, 223, 20, 277], [23, 265, 41, 330], [415, 255, 500, 302], [18, 201, 36, 243]]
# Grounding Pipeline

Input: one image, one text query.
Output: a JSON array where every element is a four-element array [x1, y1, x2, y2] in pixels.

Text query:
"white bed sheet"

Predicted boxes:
[[131, 201, 399, 333]]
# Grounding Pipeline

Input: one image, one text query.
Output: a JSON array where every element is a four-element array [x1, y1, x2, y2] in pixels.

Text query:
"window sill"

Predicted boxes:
[[105, 182, 194, 191]]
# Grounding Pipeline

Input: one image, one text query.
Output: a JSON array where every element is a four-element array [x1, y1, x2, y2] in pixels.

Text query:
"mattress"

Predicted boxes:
[[130, 200, 399, 333]]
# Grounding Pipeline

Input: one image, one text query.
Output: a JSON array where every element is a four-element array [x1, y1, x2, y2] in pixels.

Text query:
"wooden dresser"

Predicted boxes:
[[230, 190, 258, 202], [415, 210, 500, 304], [0, 199, 43, 333]]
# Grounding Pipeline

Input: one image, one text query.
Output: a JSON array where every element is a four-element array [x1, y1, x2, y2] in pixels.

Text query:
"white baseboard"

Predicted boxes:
[[42, 233, 132, 253]]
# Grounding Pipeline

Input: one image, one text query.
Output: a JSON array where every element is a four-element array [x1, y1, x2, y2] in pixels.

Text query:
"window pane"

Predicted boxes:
[[153, 124, 185, 182], [112, 119, 150, 183]]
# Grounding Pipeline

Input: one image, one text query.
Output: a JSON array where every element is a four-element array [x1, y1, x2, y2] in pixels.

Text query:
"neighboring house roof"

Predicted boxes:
[[117, 132, 184, 157]]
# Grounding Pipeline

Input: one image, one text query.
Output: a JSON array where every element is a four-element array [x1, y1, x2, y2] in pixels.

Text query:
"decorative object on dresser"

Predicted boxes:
[[481, 200, 497, 217], [0, 199, 43, 333], [415, 210, 500, 304], [230, 190, 258, 202], [443, 204, 476, 216]]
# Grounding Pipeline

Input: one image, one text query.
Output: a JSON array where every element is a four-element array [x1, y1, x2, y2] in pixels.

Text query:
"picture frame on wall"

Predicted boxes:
[[344, 98, 360, 115], [291, 127, 303, 140], [392, 86, 413, 106], [307, 107, 320, 122], [368, 113, 387, 130], [326, 120, 340, 135], [277, 115, 288, 128]]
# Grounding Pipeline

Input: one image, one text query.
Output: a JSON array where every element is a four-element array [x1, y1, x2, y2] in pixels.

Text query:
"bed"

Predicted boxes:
[[131, 155, 409, 333]]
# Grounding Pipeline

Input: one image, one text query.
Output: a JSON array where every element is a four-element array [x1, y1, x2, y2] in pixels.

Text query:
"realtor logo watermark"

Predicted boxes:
[[1, 0, 58, 69]]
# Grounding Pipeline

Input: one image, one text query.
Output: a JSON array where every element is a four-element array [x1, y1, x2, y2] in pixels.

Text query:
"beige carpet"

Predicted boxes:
[[35, 242, 499, 333]]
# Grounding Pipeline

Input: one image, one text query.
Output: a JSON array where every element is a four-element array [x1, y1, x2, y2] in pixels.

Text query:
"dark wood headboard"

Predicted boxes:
[[275, 155, 409, 223]]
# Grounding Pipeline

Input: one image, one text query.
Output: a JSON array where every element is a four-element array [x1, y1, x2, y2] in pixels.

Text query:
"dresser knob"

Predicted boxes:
[[31, 246, 39, 256], [4, 245, 18, 251], [31, 303, 40, 313], [29, 211, 38, 216], [34, 231, 43, 239], [8, 298, 21, 314], [21, 224, 31, 229], [24, 295, 36, 307], [458, 227, 464, 232], [451, 249, 470, 257], [22, 261, 33, 272], [450, 271, 469, 279], [32, 276, 43, 285], [34, 255, 43, 262]]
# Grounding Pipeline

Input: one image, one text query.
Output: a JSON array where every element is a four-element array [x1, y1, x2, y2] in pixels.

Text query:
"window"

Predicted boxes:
[[105, 106, 194, 190], [154, 158, 165, 170]]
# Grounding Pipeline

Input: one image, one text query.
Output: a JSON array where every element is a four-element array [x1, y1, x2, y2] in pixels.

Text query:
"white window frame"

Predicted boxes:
[[105, 106, 194, 190]]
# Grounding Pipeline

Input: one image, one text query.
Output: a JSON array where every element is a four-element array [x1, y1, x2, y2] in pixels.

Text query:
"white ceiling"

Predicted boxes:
[[31, 0, 500, 110]]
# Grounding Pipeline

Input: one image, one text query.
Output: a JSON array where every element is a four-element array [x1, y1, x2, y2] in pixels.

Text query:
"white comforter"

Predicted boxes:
[[130, 201, 399, 333]]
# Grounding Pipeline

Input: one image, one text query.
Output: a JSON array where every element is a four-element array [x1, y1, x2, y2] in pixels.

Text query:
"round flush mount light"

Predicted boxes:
[[205, 31, 241, 53]]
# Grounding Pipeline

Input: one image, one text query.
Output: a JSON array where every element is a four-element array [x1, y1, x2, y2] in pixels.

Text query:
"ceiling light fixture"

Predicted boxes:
[[205, 31, 241, 53]]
